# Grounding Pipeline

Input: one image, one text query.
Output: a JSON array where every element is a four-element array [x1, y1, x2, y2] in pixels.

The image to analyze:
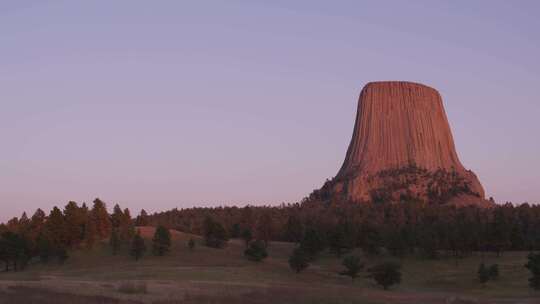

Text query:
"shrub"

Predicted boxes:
[[340, 255, 364, 281], [488, 264, 499, 280], [203, 217, 229, 248], [367, 262, 402, 290], [478, 263, 490, 285], [289, 247, 309, 273], [244, 240, 268, 262], [525, 252, 540, 290], [117, 281, 147, 294]]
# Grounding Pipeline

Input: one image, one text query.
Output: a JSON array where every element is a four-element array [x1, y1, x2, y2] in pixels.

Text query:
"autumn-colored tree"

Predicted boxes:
[[89, 198, 112, 239], [46, 207, 68, 248], [63, 201, 86, 247]]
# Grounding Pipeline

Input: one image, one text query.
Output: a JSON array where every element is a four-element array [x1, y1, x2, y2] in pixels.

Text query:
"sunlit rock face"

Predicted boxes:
[[317, 81, 489, 207]]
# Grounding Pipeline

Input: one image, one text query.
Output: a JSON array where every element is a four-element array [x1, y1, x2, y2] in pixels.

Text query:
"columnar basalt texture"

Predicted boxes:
[[324, 81, 487, 206]]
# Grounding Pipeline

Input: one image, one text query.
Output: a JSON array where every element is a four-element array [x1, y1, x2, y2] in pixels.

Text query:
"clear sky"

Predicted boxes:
[[1, 0, 539, 221]]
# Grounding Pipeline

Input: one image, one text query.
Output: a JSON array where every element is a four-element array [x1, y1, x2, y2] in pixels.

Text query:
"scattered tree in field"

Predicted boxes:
[[525, 252, 540, 290], [152, 225, 171, 256], [289, 247, 310, 273], [340, 255, 364, 281], [368, 262, 402, 290], [188, 238, 195, 250], [241, 228, 253, 248], [478, 263, 490, 285], [203, 217, 228, 248], [488, 264, 499, 280], [131, 230, 146, 261], [110, 228, 121, 255], [244, 240, 268, 262]]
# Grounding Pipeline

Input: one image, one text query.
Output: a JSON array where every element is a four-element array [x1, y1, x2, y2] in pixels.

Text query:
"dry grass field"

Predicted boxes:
[[0, 227, 538, 304]]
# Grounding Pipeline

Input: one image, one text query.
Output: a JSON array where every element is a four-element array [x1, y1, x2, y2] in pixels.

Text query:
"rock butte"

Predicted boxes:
[[320, 81, 490, 207]]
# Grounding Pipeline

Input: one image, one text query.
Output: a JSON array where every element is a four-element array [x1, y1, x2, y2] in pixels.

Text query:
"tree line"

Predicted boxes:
[[1, 197, 540, 289]]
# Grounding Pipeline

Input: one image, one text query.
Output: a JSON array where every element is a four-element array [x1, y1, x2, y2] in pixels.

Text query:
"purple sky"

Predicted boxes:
[[1, 1, 539, 221]]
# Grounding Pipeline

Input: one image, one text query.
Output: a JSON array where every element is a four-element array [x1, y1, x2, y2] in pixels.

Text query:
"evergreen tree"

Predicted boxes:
[[300, 227, 325, 258], [289, 247, 309, 273], [478, 263, 490, 285], [284, 215, 303, 243], [203, 217, 228, 248], [367, 262, 402, 290], [241, 228, 253, 248], [152, 225, 171, 256], [244, 240, 268, 262], [63, 201, 86, 247], [109, 228, 121, 255], [340, 255, 363, 281], [525, 252, 540, 290], [46, 206, 68, 248], [488, 264, 499, 279], [131, 230, 146, 261], [255, 213, 273, 247], [37, 230, 53, 264], [135, 209, 149, 226], [90, 198, 112, 239]]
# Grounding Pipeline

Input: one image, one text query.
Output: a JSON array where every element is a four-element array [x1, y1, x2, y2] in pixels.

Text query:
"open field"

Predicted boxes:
[[0, 227, 538, 304]]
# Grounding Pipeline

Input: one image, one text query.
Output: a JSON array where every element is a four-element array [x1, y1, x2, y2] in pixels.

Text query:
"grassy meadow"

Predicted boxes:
[[0, 227, 538, 304]]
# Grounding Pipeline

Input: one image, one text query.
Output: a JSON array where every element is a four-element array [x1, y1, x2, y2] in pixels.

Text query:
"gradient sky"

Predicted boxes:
[[1, 0, 539, 222]]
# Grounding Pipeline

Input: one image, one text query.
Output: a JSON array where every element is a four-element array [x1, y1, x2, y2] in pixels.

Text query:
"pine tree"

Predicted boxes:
[[525, 252, 540, 290], [135, 209, 149, 226], [90, 198, 112, 239], [284, 215, 303, 243], [289, 247, 309, 273], [131, 230, 146, 261], [203, 217, 228, 248], [340, 255, 364, 281], [244, 240, 268, 262], [241, 227, 252, 248], [478, 263, 490, 285], [368, 262, 402, 290], [63, 201, 86, 247], [110, 228, 121, 255], [152, 225, 171, 256], [121, 208, 135, 241], [46, 206, 68, 248]]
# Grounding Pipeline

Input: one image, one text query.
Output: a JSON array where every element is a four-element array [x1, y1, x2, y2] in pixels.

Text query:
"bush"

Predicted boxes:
[[188, 238, 195, 250], [340, 255, 363, 281], [367, 262, 402, 290], [117, 281, 148, 294], [289, 247, 310, 273], [203, 217, 229, 248], [525, 252, 540, 290], [244, 240, 268, 262], [488, 264, 499, 280], [478, 263, 490, 285]]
